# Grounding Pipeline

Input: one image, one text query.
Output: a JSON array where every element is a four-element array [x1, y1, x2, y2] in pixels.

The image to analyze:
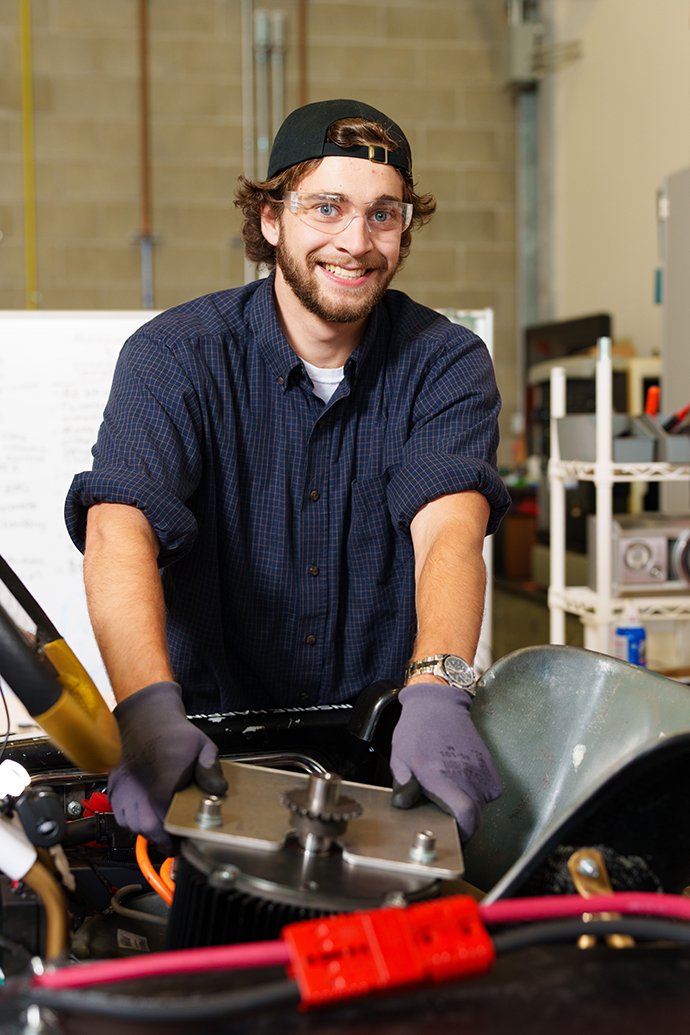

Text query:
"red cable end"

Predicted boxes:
[[283, 894, 495, 1009], [644, 385, 660, 416]]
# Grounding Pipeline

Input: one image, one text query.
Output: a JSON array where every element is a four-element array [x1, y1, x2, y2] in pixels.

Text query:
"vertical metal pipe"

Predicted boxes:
[[241, 0, 256, 284], [19, 0, 39, 308], [480, 309, 495, 671], [511, 0, 541, 416], [549, 365, 566, 645], [137, 0, 154, 309], [517, 91, 539, 330], [254, 9, 271, 178], [594, 338, 613, 654], [270, 11, 286, 140], [139, 236, 154, 310], [508, 0, 525, 25], [296, 0, 308, 106]]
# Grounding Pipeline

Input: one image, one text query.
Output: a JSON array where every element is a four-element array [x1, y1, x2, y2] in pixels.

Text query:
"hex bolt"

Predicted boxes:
[[408, 829, 437, 864], [195, 794, 223, 828], [577, 857, 600, 879], [211, 865, 240, 886], [66, 800, 83, 818]]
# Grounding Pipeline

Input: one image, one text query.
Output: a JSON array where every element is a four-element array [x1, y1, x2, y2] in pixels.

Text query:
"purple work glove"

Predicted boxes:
[[390, 682, 502, 842], [107, 681, 227, 851]]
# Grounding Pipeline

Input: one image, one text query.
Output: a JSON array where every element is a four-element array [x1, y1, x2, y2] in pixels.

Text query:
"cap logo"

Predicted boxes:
[[367, 144, 389, 165]]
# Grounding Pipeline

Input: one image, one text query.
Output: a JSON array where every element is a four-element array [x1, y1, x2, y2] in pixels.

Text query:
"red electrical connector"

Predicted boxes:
[[283, 894, 495, 1008]]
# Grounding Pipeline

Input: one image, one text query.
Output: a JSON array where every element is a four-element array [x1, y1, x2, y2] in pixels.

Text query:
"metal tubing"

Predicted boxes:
[[242, 0, 256, 283], [139, 233, 154, 311], [296, 0, 308, 105], [595, 337, 614, 653], [549, 365, 566, 644], [137, 0, 155, 308], [254, 10, 271, 178], [23, 859, 69, 961], [19, 0, 39, 308], [270, 11, 286, 140]]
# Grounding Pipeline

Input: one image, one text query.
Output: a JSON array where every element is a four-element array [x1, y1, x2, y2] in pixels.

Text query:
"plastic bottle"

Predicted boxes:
[[613, 603, 647, 666]]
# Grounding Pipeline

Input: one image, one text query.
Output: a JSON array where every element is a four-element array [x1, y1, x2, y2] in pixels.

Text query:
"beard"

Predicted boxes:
[[274, 236, 399, 324]]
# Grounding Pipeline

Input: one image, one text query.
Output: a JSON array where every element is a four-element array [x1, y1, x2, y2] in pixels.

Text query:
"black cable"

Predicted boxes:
[[0, 933, 33, 965], [110, 884, 168, 927], [492, 916, 690, 954], [0, 555, 60, 641], [62, 816, 99, 846], [65, 844, 121, 906], [25, 978, 300, 1022], [0, 602, 61, 716], [15, 916, 690, 1024], [0, 680, 11, 766]]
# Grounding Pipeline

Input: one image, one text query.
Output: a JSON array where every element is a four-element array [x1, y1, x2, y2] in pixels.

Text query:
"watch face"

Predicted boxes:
[[442, 655, 475, 688]]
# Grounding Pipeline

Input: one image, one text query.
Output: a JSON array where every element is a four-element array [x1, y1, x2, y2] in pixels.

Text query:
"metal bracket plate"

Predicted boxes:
[[165, 761, 463, 879]]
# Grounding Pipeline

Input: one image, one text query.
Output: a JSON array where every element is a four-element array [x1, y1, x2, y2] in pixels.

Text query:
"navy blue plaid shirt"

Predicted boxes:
[[65, 274, 510, 713]]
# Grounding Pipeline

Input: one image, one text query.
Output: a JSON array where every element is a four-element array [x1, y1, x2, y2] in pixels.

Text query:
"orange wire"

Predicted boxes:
[[134, 835, 174, 907], [159, 855, 175, 894]]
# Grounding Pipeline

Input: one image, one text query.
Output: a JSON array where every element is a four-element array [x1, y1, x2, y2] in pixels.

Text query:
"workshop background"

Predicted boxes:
[[1, 1, 518, 416], [1, 0, 690, 667]]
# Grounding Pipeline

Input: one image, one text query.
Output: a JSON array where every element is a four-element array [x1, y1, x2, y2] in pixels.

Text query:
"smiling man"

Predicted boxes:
[[266, 170, 402, 328], [65, 99, 511, 849]]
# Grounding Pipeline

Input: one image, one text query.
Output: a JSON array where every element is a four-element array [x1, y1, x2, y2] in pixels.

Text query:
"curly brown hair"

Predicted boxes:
[[234, 118, 436, 268]]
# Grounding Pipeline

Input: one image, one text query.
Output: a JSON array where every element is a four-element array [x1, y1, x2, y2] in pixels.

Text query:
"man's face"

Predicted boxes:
[[262, 156, 405, 325]]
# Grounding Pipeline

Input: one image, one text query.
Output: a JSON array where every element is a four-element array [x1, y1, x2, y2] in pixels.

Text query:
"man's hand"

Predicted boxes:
[[390, 682, 501, 842], [107, 681, 227, 851]]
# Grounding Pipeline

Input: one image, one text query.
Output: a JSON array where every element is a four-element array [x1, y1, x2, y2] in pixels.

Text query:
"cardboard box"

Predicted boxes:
[[499, 512, 537, 579]]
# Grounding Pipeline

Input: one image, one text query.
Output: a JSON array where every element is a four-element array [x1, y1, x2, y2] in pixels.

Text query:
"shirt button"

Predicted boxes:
[[305, 634, 317, 646], [276, 375, 285, 385], [297, 691, 310, 703], [309, 489, 320, 502], [308, 565, 320, 576]]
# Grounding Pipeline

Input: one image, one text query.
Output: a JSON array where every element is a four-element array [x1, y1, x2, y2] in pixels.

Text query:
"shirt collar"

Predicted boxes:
[[249, 270, 384, 392], [250, 273, 303, 390]]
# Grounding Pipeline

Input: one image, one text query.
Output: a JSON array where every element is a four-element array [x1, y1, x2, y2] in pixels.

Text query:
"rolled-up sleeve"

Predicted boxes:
[[64, 334, 203, 563], [386, 328, 511, 535]]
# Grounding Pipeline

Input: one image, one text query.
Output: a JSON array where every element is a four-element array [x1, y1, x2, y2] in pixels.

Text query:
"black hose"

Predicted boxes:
[[25, 978, 299, 1022], [0, 604, 60, 715], [492, 916, 690, 953]]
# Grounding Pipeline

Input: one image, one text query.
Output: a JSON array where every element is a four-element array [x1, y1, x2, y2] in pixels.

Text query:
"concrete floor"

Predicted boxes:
[[491, 578, 583, 664]]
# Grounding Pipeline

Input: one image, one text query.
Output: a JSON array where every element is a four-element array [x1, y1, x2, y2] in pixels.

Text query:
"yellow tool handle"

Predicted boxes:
[[37, 639, 122, 772]]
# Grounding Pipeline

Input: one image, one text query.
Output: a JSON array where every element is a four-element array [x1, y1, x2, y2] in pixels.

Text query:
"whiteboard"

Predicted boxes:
[[0, 311, 157, 729]]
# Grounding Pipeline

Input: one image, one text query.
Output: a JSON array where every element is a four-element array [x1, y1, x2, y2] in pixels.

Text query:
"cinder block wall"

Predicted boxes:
[[1, 0, 517, 432]]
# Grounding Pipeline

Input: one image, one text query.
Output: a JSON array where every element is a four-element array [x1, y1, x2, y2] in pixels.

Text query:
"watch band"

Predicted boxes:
[[405, 653, 478, 695]]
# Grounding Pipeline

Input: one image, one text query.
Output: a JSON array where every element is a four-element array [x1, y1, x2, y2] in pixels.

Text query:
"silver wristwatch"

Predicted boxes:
[[404, 653, 478, 696]]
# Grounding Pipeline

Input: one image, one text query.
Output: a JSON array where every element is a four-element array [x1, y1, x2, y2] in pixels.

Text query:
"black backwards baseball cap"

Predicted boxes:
[[267, 98, 413, 182]]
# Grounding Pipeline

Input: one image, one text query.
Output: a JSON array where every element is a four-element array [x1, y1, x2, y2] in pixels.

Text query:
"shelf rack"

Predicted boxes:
[[548, 338, 690, 654]]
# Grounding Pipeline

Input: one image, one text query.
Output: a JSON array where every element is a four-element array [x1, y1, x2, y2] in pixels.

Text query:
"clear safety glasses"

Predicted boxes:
[[281, 192, 413, 236]]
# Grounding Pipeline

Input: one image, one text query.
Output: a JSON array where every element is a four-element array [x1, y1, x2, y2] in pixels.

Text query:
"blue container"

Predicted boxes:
[[614, 616, 647, 667]]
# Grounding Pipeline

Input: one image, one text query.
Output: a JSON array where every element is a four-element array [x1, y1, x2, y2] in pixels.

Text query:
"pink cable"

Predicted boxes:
[[34, 938, 291, 990], [32, 891, 690, 992], [481, 891, 690, 926]]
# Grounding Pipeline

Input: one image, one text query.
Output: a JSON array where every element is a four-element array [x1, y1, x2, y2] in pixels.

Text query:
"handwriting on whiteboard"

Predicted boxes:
[[0, 311, 156, 728]]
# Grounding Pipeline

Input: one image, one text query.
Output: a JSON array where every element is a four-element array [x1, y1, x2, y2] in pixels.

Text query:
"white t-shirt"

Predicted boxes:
[[301, 358, 345, 403]]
